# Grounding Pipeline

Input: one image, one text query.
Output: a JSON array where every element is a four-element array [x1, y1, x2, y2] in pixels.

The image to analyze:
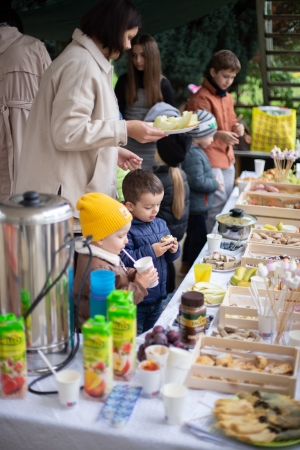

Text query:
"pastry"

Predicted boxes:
[[160, 234, 174, 243], [269, 363, 293, 375], [255, 355, 268, 370], [196, 355, 215, 366], [215, 353, 233, 366]]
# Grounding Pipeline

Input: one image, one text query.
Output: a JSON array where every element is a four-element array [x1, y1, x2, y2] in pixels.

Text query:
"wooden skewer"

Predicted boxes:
[[236, 114, 243, 122]]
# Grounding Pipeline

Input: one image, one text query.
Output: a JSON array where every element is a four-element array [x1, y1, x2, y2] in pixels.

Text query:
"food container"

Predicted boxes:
[[216, 208, 257, 241], [236, 192, 300, 220]]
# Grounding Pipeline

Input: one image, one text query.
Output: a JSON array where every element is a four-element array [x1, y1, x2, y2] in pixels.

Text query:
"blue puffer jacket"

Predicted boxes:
[[181, 144, 219, 213], [121, 217, 181, 304]]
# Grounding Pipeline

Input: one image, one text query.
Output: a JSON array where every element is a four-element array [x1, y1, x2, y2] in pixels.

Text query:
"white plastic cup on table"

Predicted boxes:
[[258, 313, 276, 340], [251, 276, 267, 290], [134, 256, 158, 288], [164, 347, 193, 385], [162, 383, 188, 426], [145, 345, 170, 383], [139, 360, 161, 398], [206, 233, 222, 253], [238, 179, 248, 194], [289, 330, 300, 347], [56, 370, 81, 408], [254, 159, 265, 177], [281, 224, 298, 233]]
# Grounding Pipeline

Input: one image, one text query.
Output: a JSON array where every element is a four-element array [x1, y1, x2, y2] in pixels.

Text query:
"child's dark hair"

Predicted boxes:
[[122, 169, 164, 204], [208, 50, 241, 74]]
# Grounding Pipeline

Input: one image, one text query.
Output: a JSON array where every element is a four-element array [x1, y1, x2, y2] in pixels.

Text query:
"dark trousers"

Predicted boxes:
[[182, 213, 207, 267], [166, 262, 176, 294], [137, 300, 162, 335]]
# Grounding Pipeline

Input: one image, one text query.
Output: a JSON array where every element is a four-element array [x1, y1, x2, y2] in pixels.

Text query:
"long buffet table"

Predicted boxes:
[[1, 186, 300, 450]]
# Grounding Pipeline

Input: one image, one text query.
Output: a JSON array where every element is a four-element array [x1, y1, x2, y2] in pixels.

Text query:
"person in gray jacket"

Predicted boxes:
[[180, 110, 223, 274]]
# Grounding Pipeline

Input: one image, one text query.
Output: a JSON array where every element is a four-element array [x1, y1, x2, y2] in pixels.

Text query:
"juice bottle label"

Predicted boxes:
[[111, 314, 135, 381], [83, 327, 113, 401], [0, 315, 27, 399]]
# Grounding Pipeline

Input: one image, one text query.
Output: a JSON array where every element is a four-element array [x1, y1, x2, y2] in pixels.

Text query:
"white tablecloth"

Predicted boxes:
[[1, 185, 300, 450]]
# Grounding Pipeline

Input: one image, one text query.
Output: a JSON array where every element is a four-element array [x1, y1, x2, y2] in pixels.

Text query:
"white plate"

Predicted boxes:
[[205, 302, 222, 307], [212, 266, 240, 273], [148, 122, 200, 135]]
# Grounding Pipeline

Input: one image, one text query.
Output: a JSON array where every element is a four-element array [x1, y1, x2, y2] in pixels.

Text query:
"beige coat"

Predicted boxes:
[[74, 245, 147, 327], [0, 26, 51, 195], [16, 29, 127, 217]]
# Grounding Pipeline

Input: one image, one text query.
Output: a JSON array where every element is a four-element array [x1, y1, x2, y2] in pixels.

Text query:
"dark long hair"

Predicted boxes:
[[126, 34, 163, 108], [81, 0, 142, 61], [0, 8, 24, 33]]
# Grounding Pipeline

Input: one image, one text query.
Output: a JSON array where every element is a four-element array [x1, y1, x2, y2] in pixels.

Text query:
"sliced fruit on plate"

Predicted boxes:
[[187, 282, 226, 304], [153, 111, 199, 131]]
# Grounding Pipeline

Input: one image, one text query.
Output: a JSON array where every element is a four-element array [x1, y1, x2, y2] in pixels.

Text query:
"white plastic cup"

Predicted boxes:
[[145, 345, 170, 383], [134, 256, 158, 288], [164, 347, 193, 385], [258, 313, 276, 340], [56, 370, 81, 408], [254, 159, 265, 176], [238, 180, 248, 194], [251, 276, 268, 290], [206, 233, 222, 253], [282, 224, 298, 233], [162, 383, 188, 425], [139, 360, 161, 398], [289, 330, 300, 347]]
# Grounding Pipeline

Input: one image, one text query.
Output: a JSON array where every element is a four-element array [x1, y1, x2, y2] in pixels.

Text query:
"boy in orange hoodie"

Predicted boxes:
[[185, 50, 244, 233]]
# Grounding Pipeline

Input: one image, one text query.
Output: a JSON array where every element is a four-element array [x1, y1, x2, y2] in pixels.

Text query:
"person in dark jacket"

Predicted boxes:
[[122, 169, 181, 334], [180, 110, 223, 274], [154, 133, 191, 292]]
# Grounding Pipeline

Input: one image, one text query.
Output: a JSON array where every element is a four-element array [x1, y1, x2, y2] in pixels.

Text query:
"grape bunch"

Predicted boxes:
[[220, 241, 243, 251], [137, 325, 187, 361]]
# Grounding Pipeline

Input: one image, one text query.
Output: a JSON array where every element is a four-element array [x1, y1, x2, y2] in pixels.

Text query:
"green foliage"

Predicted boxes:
[[114, 0, 258, 105]]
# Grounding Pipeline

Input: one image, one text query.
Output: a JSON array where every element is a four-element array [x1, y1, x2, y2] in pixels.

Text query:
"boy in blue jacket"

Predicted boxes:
[[121, 169, 180, 334], [180, 110, 223, 274]]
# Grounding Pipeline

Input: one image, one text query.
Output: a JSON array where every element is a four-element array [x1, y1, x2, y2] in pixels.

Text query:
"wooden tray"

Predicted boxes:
[[241, 242, 300, 266], [255, 216, 300, 230], [185, 335, 300, 397], [219, 286, 300, 329], [246, 228, 300, 249], [244, 180, 300, 196], [236, 192, 300, 220]]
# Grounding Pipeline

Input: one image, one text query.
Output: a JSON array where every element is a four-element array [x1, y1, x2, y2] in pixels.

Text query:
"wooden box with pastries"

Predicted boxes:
[[185, 336, 300, 397]]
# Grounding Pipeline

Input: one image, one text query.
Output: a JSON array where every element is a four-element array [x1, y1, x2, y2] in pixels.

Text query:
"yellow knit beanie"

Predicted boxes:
[[76, 193, 132, 241]]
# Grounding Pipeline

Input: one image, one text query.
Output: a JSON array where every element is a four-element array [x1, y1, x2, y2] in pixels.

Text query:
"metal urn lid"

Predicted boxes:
[[0, 191, 73, 225]]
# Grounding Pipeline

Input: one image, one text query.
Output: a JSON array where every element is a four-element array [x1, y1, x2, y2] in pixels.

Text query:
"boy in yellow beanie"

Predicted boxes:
[[74, 192, 158, 326]]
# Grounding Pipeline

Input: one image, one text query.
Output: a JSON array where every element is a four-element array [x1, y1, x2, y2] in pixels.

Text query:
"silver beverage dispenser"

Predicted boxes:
[[0, 191, 74, 373]]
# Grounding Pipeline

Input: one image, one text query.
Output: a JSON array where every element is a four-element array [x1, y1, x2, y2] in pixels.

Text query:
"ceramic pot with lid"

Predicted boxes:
[[216, 208, 257, 241], [0, 191, 74, 373]]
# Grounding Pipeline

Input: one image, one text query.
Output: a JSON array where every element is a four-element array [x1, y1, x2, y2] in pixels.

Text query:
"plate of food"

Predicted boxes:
[[151, 111, 200, 134], [213, 391, 300, 447], [186, 281, 226, 306], [202, 253, 241, 272]]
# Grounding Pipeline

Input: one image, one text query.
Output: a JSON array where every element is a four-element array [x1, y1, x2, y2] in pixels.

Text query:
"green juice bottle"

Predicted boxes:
[[0, 314, 27, 399], [107, 290, 134, 311], [108, 299, 136, 381], [82, 315, 113, 401]]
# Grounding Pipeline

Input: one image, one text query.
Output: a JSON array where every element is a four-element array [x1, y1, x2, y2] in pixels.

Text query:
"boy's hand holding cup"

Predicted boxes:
[[135, 266, 159, 290]]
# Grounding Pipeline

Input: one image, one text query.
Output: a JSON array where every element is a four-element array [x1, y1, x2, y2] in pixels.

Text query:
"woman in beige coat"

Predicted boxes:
[[0, 8, 51, 196], [16, 0, 166, 230]]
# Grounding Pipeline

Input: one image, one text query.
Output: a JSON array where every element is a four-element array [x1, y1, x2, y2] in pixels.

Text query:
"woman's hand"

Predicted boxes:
[[232, 123, 244, 137], [117, 147, 143, 170], [126, 121, 168, 143], [214, 130, 239, 146], [135, 267, 159, 290]]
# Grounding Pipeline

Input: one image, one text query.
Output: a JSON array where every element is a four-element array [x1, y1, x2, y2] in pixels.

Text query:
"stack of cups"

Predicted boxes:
[[90, 270, 115, 318], [164, 347, 193, 385]]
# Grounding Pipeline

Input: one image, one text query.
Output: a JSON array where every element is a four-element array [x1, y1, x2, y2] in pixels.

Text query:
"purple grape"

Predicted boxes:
[[145, 332, 153, 342], [166, 330, 179, 344], [173, 340, 185, 349], [152, 325, 165, 335], [153, 333, 168, 345], [144, 338, 154, 348]]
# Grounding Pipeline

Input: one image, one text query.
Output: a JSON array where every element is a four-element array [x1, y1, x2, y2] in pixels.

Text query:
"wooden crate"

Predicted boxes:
[[241, 242, 300, 266], [185, 335, 300, 397], [219, 286, 300, 329], [244, 180, 300, 196], [255, 216, 300, 229], [246, 228, 300, 249], [236, 192, 300, 220]]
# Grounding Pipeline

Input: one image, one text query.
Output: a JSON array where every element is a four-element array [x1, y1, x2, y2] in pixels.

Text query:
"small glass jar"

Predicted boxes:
[[178, 291, 206, 348]]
